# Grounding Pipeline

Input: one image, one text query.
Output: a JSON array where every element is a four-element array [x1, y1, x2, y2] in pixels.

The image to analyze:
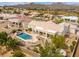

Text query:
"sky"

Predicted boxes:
[[33, 2, 79, 5], [0, 2, 79, 6], [0, 2, 27, 6]]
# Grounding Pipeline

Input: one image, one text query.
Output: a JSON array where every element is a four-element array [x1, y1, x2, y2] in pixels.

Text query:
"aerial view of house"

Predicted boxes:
[[0, 2, 79, 57]]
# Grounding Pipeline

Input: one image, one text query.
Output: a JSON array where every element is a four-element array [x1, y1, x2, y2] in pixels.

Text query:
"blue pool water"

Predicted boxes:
[[17, 33, 32, 40]]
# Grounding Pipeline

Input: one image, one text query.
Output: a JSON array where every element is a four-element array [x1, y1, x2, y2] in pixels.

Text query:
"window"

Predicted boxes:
[[65, 19, 70, 21], [71, 20, 76, 22]]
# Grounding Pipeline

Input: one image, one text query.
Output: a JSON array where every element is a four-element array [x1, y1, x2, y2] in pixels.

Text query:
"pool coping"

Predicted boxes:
[[17, 33, 32, 40], [15, 32, 38, 42]]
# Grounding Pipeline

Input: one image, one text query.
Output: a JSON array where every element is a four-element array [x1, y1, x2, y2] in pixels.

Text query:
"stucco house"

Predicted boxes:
[[28, 20, 70, 37], [61, 16, 78, 23]]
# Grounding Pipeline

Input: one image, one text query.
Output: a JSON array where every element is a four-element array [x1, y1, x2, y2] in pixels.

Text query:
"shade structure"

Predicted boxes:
[[35, 26, 44, 32], [47, 30, 57, 35]]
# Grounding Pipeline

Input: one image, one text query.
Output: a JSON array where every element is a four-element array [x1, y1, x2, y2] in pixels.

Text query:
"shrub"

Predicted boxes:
[[70, 45, 74, 52], [72, 41, 76, 46], [12, 50, 25, 57], [12, 30, 17, 33]]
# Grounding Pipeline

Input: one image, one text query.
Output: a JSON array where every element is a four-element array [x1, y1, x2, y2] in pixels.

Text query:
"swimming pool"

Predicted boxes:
[[17, 32, 32, 40]]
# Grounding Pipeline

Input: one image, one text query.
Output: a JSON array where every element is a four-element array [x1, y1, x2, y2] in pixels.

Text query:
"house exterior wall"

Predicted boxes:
[[69, 24, 77, 34], [61, 16, 78, 23], [28, 21, 71, 36], [22, 22, 29, 29], [70, 29, 76, 34]]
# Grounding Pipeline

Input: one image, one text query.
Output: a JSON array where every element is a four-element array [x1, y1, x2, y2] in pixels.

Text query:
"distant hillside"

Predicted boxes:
[[49, 2, 79, 9], [10, 2, 79, 10], [12, 3, 50, 9]]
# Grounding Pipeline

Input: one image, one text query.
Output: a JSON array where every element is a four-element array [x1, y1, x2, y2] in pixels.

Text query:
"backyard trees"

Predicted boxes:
[[34, 35, 66, 57], [0, 32, 25, 56], [38, 42, 52, 57], [6, 37, 20, 50], [0, 32, 20, 50], [70, 41, 76, 52], [0, 32, 8, 45], [50, 35, 68, 49], [35, 41, 64, 57]]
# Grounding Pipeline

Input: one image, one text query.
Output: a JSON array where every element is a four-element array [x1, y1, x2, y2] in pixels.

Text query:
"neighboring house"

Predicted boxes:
[[17, 15, 32, 29], [8, 17, 22, 28], [29, 12, 40, 17], [43, 14, 53, 20], [22, 17, 32, 29], [0, 13, 32, 30], [61, 16, 78, 23], [28, 20, 70, 37], [21, 10, 30, 14], [0, 13, 17, 19]]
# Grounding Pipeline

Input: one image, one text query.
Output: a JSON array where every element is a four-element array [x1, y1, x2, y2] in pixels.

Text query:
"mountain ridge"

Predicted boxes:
[[2, 2, 79, 10]]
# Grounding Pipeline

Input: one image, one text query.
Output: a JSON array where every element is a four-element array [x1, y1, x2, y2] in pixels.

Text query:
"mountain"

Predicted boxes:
[[8, 2, 79, 10], [12, 3, 50, 9], [49, 2, 79, 9]]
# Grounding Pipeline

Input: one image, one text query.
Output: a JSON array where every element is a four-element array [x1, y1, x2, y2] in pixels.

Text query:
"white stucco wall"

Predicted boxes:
[[70, 29, 75, 34]]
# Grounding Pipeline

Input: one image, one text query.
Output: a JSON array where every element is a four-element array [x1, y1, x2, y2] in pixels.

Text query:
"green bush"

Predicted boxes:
[[12, 50, 25, 57], [54, 19, 64, 24], [17, 29, 22, 31], [77, 20, 79, 23], [28, 28, 32, 31], [12, 30, 17, 33], [70, 45, 74, 52], [72, 41, 76, 46]]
